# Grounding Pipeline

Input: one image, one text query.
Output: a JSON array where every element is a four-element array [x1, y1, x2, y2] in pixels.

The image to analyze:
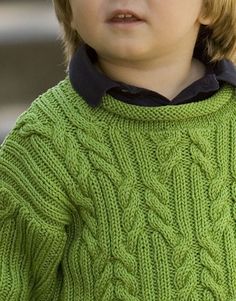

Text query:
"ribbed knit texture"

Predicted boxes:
[[1, 76, 236, 300]]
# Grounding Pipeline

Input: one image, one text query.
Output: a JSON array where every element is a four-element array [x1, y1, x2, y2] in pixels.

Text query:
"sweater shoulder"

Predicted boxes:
[[0, 77, 79, 229], [15, 76, 74, 130], [1, 76, 81, 147]]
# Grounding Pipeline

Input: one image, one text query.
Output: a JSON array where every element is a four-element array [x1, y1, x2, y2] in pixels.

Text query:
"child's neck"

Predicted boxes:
[[96, 53, 206, 101]]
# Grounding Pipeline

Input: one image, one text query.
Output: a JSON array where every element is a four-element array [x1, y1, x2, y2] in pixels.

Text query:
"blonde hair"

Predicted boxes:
[[52, 0, 236, 67]]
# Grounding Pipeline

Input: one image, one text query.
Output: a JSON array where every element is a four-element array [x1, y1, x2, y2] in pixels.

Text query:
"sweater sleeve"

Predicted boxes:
[[0, 113, 71, 300]]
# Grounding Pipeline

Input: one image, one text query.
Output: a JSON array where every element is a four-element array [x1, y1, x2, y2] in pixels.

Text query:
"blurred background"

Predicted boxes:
[[0, 0, 65, 144]]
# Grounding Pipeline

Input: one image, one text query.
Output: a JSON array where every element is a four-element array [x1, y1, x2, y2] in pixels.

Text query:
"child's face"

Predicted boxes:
[[70, 0, 210, 64]]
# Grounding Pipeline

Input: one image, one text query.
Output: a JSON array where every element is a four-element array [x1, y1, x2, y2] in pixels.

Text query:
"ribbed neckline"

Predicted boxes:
[[64, 77, 235, 128], [100, 84, 234, 122]]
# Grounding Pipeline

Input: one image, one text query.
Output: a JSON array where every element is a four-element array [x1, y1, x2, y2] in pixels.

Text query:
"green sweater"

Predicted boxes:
[[1, 76, 236, 301]]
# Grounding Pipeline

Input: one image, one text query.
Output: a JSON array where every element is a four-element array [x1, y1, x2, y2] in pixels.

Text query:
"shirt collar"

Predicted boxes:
[[69, 43, 236, 107], [69, 44, 118, 107]]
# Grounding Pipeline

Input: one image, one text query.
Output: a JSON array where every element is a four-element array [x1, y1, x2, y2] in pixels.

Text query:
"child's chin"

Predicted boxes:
[[110, 45, 149, 59], [96, 44, 151, 63]]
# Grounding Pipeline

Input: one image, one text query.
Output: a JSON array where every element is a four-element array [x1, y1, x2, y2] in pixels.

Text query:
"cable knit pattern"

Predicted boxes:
[[1, 76, 236, 300], [189, 128, 227, 300]]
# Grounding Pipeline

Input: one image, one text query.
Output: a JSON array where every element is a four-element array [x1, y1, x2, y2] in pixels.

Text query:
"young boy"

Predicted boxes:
[[0, 0, 236, 300]]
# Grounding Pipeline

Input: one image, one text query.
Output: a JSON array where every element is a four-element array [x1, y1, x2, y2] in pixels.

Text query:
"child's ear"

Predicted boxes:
[[199, 17, 211, 26], [70, 14, 77, 31], [198, 12, 212, 26]]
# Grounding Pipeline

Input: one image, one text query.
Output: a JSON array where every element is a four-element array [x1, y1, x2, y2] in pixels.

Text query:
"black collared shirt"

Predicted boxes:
[[69, 43, 236, 108]]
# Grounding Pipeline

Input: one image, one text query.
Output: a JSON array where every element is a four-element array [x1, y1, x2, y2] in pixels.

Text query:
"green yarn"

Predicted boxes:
[[1, 77, 236, 300]]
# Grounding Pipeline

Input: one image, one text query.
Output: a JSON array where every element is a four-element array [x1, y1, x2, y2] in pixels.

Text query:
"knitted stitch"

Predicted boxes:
[[1, 76, 236, 300]]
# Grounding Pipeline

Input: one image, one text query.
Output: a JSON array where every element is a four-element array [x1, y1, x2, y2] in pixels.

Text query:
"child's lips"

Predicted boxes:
[[106, 9, 146, 29], [106, 9, 145, 22]]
